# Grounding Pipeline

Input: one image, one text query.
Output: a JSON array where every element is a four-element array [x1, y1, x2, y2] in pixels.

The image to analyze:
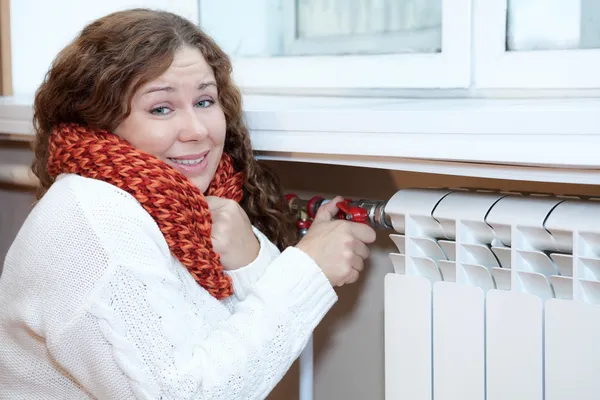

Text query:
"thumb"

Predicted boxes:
[[312, 196, 345, 223], [205, 195, 227, 211]]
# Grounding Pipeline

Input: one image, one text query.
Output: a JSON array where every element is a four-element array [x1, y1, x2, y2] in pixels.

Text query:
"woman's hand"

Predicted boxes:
[[295, 196, 377, 287], [206, 196, 260, 271]]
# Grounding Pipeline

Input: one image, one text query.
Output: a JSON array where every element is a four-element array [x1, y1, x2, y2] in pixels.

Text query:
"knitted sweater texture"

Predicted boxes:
[[0, 174, 337, 399]]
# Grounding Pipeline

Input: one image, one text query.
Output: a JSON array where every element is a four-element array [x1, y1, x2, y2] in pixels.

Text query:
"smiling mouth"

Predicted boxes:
[[168, 155, 206, 165]]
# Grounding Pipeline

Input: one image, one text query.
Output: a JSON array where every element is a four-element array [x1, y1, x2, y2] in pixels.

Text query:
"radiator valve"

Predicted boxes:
[[286, 194, 393, 234]]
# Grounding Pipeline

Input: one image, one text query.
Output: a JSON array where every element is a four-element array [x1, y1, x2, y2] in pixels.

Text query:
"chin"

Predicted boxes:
[[190, 177, 210, 193]]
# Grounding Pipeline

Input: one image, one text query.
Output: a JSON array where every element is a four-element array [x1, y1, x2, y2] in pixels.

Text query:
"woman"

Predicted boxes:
[[0, 8, 376, 399]]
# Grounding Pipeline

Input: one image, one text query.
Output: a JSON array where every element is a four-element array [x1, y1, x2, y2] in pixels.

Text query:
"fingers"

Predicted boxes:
[[353, 240, 370, 261], [312, 196, 345, 223], [344, 268, 360, 285], [310, 197, 377, 246], [349, 223, 377, 244], [205, 195, 228, 211], [340, 243, 369, 286], [337, 255, 364, 286], [206, 196, 245, 219], [350, 253, 365, 271]]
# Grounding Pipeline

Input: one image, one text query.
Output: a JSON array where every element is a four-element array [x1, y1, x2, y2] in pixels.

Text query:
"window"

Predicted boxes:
[[506, 0, 600, 51], [198, 0, 471, 91], [200, 0, 600, 92], [283, 0, 442, 56], [474, 0, 600, 89]]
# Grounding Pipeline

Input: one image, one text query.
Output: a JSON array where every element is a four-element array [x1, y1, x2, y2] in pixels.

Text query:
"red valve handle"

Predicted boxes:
[[336, 200, 369, 224], [287, 195, 371, 235], [297, 219, 312, 230]]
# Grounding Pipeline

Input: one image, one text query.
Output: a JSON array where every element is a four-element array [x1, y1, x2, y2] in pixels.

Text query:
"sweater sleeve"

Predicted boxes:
[[46, 220, 336, 400], [223, 226, 282, 301]]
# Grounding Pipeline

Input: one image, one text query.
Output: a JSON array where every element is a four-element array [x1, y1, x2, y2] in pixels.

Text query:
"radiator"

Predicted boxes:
[[383, 188, 600, 400]]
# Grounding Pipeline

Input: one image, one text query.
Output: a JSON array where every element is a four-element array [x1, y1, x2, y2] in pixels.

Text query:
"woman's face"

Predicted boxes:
[[114, 45, 226, 193]]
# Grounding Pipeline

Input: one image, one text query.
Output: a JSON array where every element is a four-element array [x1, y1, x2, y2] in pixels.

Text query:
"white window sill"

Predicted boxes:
[[1, 95, 600, 185]]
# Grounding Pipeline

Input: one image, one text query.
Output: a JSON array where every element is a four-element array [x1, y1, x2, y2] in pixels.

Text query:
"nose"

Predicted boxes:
[[178, 108, 209, 142]]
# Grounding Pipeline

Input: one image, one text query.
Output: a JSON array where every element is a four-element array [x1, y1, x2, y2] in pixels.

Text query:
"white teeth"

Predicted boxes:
[[169, 156, 205, 165]]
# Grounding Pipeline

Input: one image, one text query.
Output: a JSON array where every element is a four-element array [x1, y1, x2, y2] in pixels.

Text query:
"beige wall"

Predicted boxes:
[[3, 146, 600, 399]]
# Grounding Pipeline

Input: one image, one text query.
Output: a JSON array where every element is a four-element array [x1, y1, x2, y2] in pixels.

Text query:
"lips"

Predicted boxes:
[[166, 151, 210, 177], [168, 150, 209, 163], [168, 155, 205, 165]]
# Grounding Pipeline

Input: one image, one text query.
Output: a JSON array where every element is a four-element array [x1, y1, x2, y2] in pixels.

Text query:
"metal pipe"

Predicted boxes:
[[287, 194, 392, 231]]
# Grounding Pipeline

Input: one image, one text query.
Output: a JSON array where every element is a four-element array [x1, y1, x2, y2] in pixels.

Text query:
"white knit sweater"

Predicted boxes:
[[0, 174, 338, 399]]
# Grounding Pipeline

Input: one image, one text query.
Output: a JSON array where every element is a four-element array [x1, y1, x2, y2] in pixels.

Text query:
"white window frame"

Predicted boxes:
[[280, 2, 442, 57], [474, 0, 600, 89], [230, 0, 472, 91]]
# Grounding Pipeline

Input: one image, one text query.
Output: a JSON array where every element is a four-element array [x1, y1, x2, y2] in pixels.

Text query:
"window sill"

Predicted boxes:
[[1, 95, 600, 185]]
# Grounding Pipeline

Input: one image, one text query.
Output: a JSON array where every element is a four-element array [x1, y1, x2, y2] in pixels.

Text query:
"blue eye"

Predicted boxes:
[[150, 106, 172, 115], [195, 100, 214, 108]]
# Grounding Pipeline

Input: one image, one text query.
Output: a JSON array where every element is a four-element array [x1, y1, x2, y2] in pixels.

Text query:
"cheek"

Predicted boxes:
[[116, 115, 177, 157], [210, 109, 227, 146], [134, 132, 176, 156]]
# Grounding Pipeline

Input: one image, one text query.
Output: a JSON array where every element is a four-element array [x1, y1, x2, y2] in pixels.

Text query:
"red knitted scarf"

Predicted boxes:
[[47, 123, 244, 299]]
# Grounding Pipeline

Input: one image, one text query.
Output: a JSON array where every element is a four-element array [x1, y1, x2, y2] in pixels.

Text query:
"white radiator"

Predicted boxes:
[[384, 188, 600, 400]]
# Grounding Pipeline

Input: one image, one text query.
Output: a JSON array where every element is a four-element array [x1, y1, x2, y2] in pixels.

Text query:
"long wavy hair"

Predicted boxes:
[[31, 8, 298, 249]]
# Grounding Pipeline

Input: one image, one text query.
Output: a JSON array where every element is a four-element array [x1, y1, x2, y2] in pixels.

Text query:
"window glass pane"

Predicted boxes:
[[199, 0, 442, 58], [507, 0, 600, 51]]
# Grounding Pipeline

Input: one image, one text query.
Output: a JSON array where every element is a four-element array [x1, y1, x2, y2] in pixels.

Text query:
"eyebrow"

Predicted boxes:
[[144, 81, 218, 95], [198, 81, 217, 90]]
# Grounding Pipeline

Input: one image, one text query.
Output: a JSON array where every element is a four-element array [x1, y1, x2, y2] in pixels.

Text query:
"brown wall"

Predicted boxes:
[[3, 146, 600, 399], [0, 140, 35, 272]]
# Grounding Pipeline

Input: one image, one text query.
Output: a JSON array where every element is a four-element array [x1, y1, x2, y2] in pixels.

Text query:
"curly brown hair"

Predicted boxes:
[[31, 8, 298, 250]]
